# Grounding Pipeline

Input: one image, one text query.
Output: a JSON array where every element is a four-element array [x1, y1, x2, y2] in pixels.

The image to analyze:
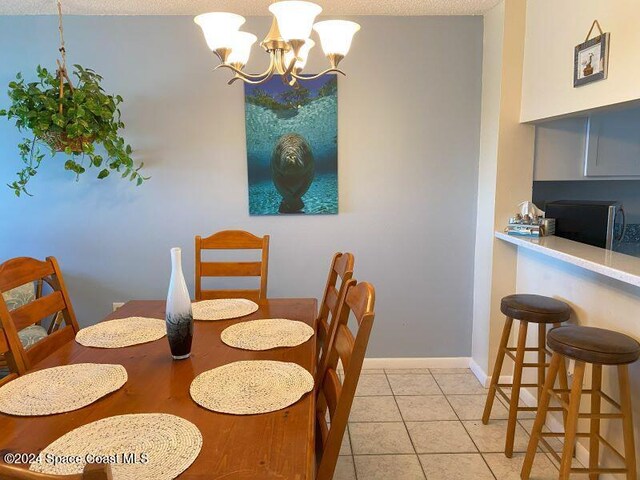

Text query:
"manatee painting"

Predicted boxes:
[[244, 75, 338, 215], [271, 133, 315, 213]]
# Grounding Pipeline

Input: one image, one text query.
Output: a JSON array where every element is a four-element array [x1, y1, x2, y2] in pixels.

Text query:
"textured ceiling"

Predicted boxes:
[[0, 0, 501, 16]]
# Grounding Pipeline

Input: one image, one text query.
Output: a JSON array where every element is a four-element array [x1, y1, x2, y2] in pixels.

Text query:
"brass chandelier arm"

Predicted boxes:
[[290, 67, 346, 81], [212, 45, 346, 85], [228, 69, 276, 85], [213, 56, 276, 80]]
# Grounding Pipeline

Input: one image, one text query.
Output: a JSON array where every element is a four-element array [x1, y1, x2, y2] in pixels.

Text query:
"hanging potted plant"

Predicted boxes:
[[0, 0, 147, 197]]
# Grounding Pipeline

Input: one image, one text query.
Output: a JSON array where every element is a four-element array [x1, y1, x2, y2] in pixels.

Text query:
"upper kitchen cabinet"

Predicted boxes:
[[585, 108, 640, 177], [521, 0, 640, 123], [534, 106, 640, 181], [534, 117, 587, 181]]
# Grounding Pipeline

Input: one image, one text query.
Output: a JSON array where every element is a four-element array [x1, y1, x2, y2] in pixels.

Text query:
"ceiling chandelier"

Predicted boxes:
[[194, 1, 360, 86]]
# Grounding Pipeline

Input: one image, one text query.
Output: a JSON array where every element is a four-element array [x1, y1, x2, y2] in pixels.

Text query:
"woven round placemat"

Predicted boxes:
[[0, 363, 127, 416], [221, 319, 314, 350], [190, 360, 314, 415], [30, 413, 202, 479], [75, 317, 166, 348], [191, 298, 259, 321]]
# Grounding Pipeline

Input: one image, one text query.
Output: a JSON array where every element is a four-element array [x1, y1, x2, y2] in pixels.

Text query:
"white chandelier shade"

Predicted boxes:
[[227, 32, 258, 66], [194, 0, 359, 85], [268, 1, 323, 41], [313, 20, 361, 56], [284, 38, 315, 70], [194, 12, 246, 51]]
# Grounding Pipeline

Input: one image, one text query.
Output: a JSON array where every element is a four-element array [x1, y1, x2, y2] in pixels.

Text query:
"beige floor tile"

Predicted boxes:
[[433, 373, 486, 395], [406, 421, 477, 453], [349, 422, 414, 454], [384, 368, 431, 374], [429, 368, 472, 375], [355, 374, 392, 396], [360, 368, 385, 374], [354, 454, 426, 480], [463, 419, 530, 453], [419, 453, 494, 480], [483, 452, 559, 480], [448, 393, 508, 420], [333, 455, 356, 480], [349, 396, 402, 422], [396, 395, 457, 421], [387, 373, 441, 395], [340, 427, 351, 455]]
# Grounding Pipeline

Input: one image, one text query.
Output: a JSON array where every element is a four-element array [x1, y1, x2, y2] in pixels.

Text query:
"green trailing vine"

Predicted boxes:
[[0, 0, 147, 197], [0, 65, 147, 196]]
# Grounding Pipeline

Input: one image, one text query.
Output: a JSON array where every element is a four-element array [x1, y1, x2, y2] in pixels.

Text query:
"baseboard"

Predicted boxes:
[[362, 357, 471, 369], [469, 358, 511, 387]]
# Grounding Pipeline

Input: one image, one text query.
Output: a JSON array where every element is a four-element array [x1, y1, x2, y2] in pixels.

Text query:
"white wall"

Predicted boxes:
[[472, 0, 535, 375], [472, 1, 505, 374], [521, 0, 640, 122], [0, 15, 483, 358]]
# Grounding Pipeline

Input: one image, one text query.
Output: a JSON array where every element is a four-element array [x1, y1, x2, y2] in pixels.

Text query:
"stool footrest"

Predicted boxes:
[[539, 432, 627, 466], [570, 468, 628, 474], [517, 406, 564, 412], [578, 413, 623, 419], [506, 347, 544, 352], [497, 383, 539, 388]]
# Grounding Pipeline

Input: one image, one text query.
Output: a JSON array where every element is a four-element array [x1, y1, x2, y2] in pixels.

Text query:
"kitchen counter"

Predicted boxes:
[[495, 231, 640, 288]]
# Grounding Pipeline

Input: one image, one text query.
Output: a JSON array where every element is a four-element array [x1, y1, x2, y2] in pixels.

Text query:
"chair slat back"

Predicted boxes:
[[0, 257, 55, 293], [195, 230, 270, 302], [0, 463, 112, 479], [316, 253, 354, 367], [315, 280, 375, 480], [0, 257, 79, 372]]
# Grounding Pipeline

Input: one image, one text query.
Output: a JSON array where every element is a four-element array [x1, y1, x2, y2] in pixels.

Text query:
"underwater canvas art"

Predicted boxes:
[[245, 75, 338, 215]]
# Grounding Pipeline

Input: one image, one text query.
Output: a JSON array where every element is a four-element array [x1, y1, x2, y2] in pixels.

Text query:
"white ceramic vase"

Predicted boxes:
[[166, 247, 194, 360]]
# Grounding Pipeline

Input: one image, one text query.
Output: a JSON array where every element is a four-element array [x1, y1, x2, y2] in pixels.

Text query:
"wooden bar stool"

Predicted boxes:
[[483, 294, 572, 457], [522, 325, 640, 480]]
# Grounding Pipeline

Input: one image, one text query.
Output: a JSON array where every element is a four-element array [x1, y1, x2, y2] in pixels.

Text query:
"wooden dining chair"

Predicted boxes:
[[0, 257, 80, 373], [0, 311, 24, 384], [316, 253, 354, 370], [0, 463, 112, 479], [315, 279, 375, 480], [195, 230, 270, 302]]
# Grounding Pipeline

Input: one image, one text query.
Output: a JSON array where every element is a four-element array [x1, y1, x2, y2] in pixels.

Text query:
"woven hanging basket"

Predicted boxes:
[[40, 131, 95, 153]]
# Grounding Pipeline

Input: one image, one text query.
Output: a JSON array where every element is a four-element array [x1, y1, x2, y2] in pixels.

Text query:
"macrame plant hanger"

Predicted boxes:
[[56, 0, 74, 115]]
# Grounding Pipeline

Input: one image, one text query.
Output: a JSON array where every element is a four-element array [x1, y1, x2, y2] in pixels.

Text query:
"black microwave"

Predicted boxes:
[[544, 200, 625, 250]]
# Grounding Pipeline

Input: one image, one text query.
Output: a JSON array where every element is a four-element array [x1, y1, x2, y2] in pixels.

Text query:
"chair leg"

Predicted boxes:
[[555, 323, 570, 428], [483, 316, 513, 425], [522, 352, 561, 480], [538, 323, 546, 400], [618, 365, 637, 480], [560, 361, 585, 480], [589, 364, 602, 480], [506, 320, 528, 458]]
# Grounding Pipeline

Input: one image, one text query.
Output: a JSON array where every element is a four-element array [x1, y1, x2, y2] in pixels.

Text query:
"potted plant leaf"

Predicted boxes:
[[0, 0, 147, 197]]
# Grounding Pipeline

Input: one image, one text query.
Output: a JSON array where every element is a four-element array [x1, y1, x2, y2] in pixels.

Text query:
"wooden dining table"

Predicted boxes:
[[0, 298, 318, 479]]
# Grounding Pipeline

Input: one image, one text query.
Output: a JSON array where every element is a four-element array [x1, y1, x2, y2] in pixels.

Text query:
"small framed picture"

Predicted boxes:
[[574, 32, 610, 87]]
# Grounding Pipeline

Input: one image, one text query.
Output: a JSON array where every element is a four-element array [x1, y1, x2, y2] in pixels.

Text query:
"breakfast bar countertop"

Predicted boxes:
[[496, 231, 640, 288]]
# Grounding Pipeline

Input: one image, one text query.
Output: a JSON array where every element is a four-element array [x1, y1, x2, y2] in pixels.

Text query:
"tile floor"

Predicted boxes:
[[334, 367, 587, 480]]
